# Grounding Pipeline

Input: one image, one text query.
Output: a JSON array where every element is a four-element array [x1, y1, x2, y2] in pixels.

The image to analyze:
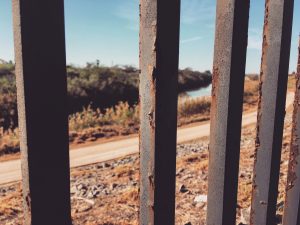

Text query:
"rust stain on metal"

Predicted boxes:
[[147, 64, 156, 220], [210, 66, 219, 116], [283, 37, 300, 224], [251, 0, 295, 223], [250, 0, 270, 222], [148, 174, 154, 187], [251, 0, 270, 188], [148, 64, 156, 130], [147, 200, 155, 211], [286, 54, 300, 192], [148, 110, 155, 129], [12, 1, 72, 224], [139, 0, 180, 223], [151, 22, 157, 52], [260, 201, 267, 206], [148, 65, 157, 90], [207, 0, 250, 224], [253, 80, 262, 164], [25, 193, 31, 210], [211, 66, 219, 99]]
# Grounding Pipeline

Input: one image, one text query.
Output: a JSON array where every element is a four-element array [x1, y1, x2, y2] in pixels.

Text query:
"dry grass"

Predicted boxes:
[[244, 79, 259, 104], [0, 115, 293, 224], [0, 128, 19, 156], [287, 75, 296, 91], [69, 102, 139, 132], [0, 78, 262, 158], [178, 97, 211, 117]]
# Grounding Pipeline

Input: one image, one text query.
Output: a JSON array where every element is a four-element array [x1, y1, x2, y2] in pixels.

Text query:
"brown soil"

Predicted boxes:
[[0, 104, 293, 225]]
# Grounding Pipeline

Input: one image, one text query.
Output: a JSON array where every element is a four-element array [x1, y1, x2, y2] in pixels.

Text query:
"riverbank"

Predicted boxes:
[[0, 62, 212, 130], [0, 78, 259, 160], [0, 75, 295, 224]]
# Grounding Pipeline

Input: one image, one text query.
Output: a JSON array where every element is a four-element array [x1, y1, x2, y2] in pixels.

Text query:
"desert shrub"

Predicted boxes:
[[0, 73, 18, 129], [246, 74, 259, 81], [287, 75, 296, 90], [102, 102, 139, 126], [0, 63, 212, 130], [69, 102, 139, 132], [66, 65, 211, 114], [178, 69, 212, 92], [0, 61, 14, 76], [178, 97, 211, 117], [0, 94, 17, 129], [67, 66, 139, 113], [177, 78, 259, 118], [0, 127, 19, 156], [1, 78, 261, 156], [243, 79, 259, 104], [69, 96, 212, 133], [69, 106, 102, 131]]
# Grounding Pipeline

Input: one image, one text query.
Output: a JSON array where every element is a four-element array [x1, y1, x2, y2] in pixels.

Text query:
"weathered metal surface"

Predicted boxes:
[[250, 0, 294, 224], [282, 37, 300, 225], [206, 0, 250, 224], [139, 0, 180, 224], [12, 1, 71, 225]]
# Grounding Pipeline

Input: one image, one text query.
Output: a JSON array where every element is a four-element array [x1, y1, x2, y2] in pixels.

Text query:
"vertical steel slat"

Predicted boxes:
[[12, 1, 71, 225], [282, 37, 300, 225], [250, 1, 294, 224], [139, 0, 180, 224], [206, 0, 250, 224]]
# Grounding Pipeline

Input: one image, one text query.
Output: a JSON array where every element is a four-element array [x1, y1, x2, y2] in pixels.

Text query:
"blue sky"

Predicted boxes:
[[0, 0, 299, 73]]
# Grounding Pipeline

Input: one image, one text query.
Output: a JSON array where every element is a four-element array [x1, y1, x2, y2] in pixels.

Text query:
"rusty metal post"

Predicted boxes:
[[206, 0, 250, 224], [139, 0, 180, 224], [250, 1, 294, 224], [282, 37, 300, 225], [12, 1, 71, 225]]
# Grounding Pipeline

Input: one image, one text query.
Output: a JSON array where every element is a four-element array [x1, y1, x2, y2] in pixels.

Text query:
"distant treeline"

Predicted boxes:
[[0, 62, 212, 129]]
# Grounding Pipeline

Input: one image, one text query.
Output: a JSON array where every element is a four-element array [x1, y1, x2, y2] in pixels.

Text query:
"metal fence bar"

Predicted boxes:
[[250, 1, 294, 224], [139, 0, 180, 224], [206, 0, 250, 224], [283, 37, 300, 225], [12, 1, 71, 225]]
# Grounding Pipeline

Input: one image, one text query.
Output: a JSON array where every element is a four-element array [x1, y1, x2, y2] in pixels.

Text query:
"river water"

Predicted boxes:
[[186, 84, 212, 98]]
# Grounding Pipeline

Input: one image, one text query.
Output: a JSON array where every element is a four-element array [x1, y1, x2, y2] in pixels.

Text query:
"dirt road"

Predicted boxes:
[[0, 93, 294, 185]]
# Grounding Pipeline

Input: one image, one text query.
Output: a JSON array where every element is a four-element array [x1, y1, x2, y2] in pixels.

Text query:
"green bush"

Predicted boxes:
[[0, 62, 212, 130], [0, 61, 14, 76], [178, 69, 211, 92], [67, 65, 140, 113], [0, 72, 17, 129]]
